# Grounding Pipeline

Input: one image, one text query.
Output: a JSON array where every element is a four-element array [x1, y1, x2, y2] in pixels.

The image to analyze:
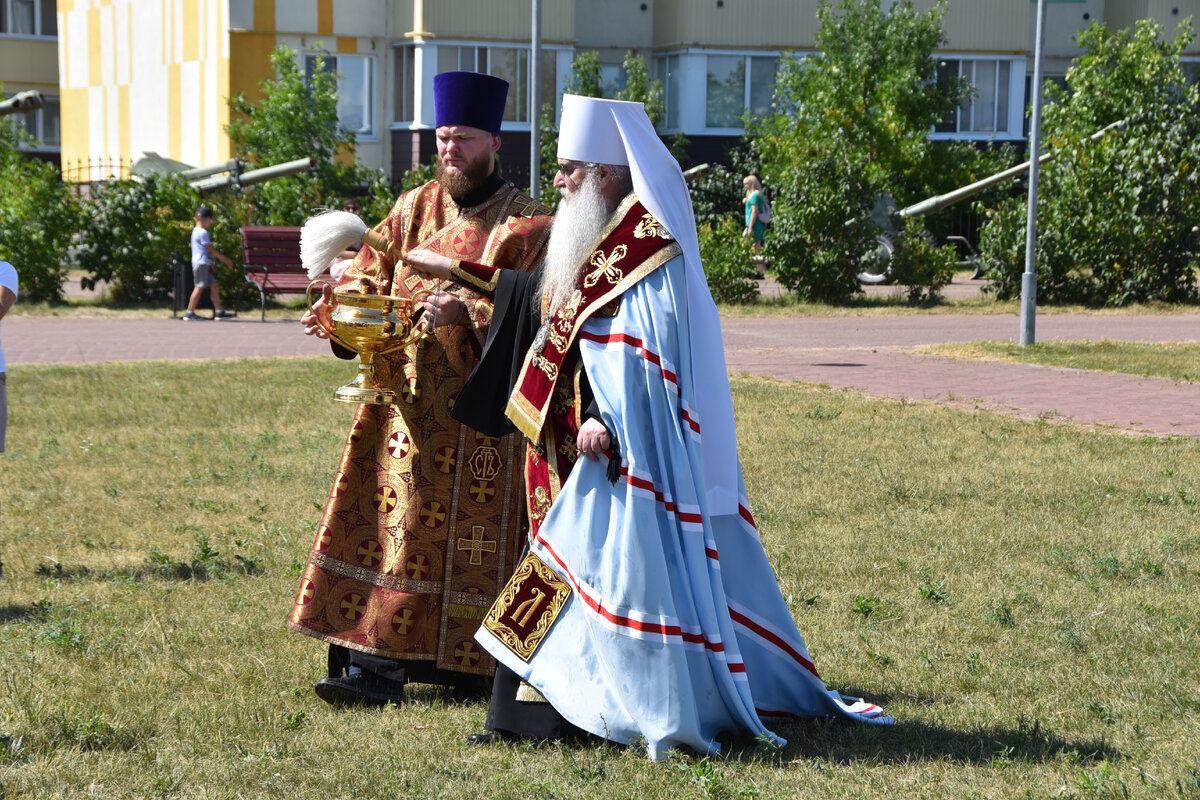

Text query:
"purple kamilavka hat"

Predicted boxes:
[[434, 71, 509, 133]]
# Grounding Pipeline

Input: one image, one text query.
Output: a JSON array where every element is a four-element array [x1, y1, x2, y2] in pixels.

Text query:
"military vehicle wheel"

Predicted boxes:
[[857, 233, 896, 284]]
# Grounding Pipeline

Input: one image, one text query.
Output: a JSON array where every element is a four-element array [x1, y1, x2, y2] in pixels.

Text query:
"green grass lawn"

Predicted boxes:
[[921, 339, 1200, 382], [2, 359, 1199, 798]]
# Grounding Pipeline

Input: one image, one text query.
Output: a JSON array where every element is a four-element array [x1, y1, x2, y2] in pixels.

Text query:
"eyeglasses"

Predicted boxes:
[[555, 161, 596, 176]]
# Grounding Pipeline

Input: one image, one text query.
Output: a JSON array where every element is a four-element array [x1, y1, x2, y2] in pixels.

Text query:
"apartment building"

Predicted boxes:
[[0, 0, 60, 162], [47, 0, 1200, 186]]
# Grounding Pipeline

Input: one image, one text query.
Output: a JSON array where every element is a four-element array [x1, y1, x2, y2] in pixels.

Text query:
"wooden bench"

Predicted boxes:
[[240, 226, 321, 321]]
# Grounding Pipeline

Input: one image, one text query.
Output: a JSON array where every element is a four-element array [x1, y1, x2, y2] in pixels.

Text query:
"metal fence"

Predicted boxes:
[[61, 157, 132, 184]]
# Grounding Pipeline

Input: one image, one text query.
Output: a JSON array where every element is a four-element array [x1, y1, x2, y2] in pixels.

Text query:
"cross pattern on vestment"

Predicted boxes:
[[454, 640, 481, 666], [341, 593, 366, 620], [419, 501, 446, 528], [457, 525, 497, 566], [452, 229, 481, 256], [357, 540, 383, 567], [400, 379, 421, 404], [392, 607, 415, 635], [374, 485, 398, 513], [469, 480, 495, 503], [406, 553, 430, 580], [435, 446, 457, 473]]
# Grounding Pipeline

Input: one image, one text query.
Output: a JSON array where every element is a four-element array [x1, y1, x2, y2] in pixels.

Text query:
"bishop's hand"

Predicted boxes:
[[403, 249, 454, 280]]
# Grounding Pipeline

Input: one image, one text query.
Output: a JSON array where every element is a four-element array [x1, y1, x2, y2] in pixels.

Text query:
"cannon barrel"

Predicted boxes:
[[0, 90, 45, 117], [897, 119, 1127, 220], [181, 158, 244, 180], [682, 163, 711, 183], [191, 157, 316, 192]]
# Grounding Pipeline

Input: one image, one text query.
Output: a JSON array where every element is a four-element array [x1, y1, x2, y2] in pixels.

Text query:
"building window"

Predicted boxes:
[[435, 45, 556, 125], [394, 45, 416, 123], [10, 95, 58, 149], [1183, 59, 1200, 85], [0, 0, 57, 36], [936, 59, 1013, 135], [704, 54, 778, 129], [656, 55, 682, 130], [306, 54, 376, 139]]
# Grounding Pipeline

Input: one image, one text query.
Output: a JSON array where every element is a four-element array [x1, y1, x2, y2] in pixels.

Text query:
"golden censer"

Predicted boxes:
[[306, 279, 431, 405]]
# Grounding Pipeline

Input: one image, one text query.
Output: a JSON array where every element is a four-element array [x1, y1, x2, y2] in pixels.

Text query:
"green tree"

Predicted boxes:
[[567, 51, 604, 98], [978, 19, 1200, 305], [0, 91, 82, 303], [615, 51, 665, 126], [752, 0, 1006, 302], [226, 45, 391, 226]]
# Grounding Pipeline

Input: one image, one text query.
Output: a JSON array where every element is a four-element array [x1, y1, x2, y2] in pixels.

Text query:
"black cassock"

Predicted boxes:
[[451, 265, 590, 742]]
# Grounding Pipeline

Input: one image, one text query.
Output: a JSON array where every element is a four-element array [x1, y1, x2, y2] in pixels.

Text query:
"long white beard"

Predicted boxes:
[[539, 172, 609, 314]]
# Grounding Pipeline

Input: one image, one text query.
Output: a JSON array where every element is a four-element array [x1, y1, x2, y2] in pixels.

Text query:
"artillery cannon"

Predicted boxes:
[[190, 157, 316, 192], [0, 90, 45, 117], [857, 119, 1127, 284], [130, 153, 316, 191]]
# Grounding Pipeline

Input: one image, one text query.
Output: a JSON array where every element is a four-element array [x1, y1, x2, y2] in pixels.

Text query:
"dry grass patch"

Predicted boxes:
[[1, 360, 1199, 798], [920, 339, 1200, 382]]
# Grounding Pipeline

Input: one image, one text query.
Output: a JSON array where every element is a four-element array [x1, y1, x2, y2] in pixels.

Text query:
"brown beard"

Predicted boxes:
[[437, 150, 495, 202]]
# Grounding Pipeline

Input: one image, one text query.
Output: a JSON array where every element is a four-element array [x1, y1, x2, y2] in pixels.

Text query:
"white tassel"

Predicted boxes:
[[301, 210, 370, 279]]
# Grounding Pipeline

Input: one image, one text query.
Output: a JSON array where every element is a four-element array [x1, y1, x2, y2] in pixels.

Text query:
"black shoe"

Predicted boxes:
[[314, 673, 405, 707], [213, 309, 237, 320], [467, 732, 500, 745]]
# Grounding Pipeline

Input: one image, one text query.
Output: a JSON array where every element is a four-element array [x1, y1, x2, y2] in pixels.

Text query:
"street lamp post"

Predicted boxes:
[[1021, 0, 1048, 345]]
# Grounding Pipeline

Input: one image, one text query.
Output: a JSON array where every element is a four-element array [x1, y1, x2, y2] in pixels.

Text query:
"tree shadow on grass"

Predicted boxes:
[[719, 713, 1119, 767], [0, 603, 50, 624]]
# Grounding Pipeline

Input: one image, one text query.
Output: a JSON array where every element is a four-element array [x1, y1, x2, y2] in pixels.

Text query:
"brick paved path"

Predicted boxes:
[[7, 311, 1200, 437]]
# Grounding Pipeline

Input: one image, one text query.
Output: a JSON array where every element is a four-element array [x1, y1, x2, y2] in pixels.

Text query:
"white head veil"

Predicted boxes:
[[558, 95, 739, 516]]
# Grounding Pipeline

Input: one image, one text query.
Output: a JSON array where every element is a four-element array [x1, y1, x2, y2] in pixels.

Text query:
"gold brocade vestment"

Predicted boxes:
[[288, 179, 552, 677]]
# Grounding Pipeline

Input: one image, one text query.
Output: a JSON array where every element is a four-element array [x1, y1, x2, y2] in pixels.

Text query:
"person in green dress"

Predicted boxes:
[[742, 175, 767, 277]]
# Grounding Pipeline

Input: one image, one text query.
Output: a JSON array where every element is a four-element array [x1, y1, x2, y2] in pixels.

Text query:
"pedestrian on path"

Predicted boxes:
[[742, 175, 768, 278], [184, 205, 236, 321]]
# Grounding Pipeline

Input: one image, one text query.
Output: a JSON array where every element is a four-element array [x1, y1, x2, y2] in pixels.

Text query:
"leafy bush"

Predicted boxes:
[[751, 0, 1011, 303], [76, 175, 198, 304], [760, 134, 875, 302], [888, 217, 960, 305], [978, 20, 1200, 306], [0, 112, 82, 303], [698, 218, 760, 304]]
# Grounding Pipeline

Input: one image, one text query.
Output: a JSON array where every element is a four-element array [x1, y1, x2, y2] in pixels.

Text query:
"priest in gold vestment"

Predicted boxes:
[[290, 71, 553, 706]]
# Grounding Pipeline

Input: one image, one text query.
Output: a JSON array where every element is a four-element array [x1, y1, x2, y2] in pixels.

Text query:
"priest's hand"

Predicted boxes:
[[419, 291, 465, 328], [403, 249, 454, 279], [302, 283, 332, 339], [577, 417, 612, 461]]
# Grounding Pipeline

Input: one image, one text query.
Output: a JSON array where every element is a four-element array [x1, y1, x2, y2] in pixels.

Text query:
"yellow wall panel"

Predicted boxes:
[[319, 0, 334, 34], [88, 8, 102, 87], [337, 36, 357, 53], [184, 0, 200, 61], [229, 32, 277, 107], [118, 84, 130, 164], [60, 87, 89, 170], [256, 0, 277, 32], [217, 50, 231, 161]]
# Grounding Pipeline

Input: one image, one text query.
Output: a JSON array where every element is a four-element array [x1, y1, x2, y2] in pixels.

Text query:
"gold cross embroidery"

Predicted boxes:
[[457, 525, 497, 566], [583, 245, 628, 289]]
